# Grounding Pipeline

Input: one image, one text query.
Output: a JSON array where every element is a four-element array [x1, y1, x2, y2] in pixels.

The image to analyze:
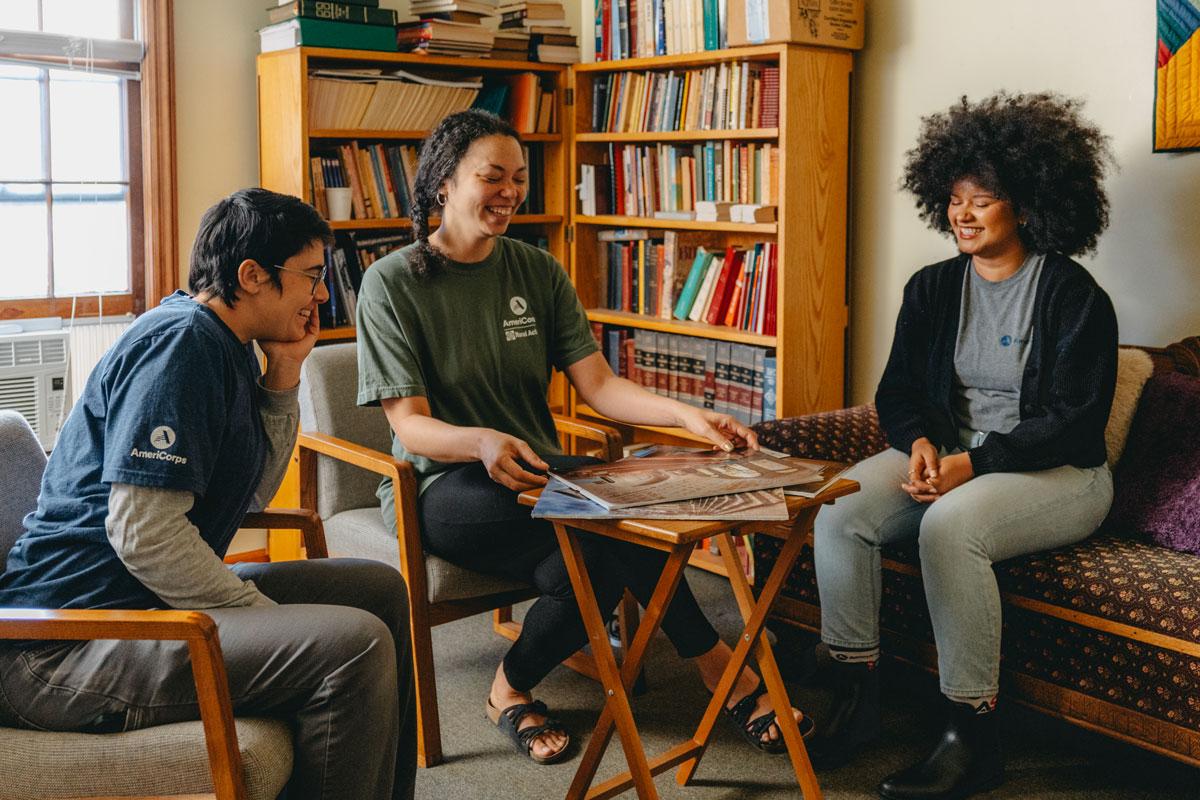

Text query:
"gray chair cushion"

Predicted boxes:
[[0, 411, 47, 559], [325, 508, 528, 603], [0, 717, 292, 800], [298, 343, 394, 519]]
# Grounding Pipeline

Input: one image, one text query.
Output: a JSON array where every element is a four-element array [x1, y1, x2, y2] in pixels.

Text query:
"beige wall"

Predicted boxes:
[[172, 0, 582, 278]]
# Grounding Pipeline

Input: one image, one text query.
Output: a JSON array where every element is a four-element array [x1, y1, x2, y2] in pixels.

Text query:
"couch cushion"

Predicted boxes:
[[1105, 347, 1154, 467], [1106, 373, 1200, 555], [325, 508, 530, 603], [0, 716, 291, 800]]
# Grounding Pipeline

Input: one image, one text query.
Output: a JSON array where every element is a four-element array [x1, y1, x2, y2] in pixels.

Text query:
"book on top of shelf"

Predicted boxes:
[[549, 444, 832, 510], [276, 0, 378, 5], [410, 0, 498, 15], [531, 478, 789, 520], [259, 17, 398, 53], [267, 1, 398, 26]]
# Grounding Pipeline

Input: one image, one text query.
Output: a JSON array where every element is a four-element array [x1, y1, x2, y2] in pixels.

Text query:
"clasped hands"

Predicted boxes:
[[903, 437, 974, 503]]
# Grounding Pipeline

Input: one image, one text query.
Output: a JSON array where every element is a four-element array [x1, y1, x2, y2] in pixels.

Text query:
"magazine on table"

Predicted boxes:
[[547, 444, 832, 510], [531, 478, 789, 521], [756, 450, 850, 498]]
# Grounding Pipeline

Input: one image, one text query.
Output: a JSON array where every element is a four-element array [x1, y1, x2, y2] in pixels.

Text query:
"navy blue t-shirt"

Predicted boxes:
[[0, 292, 268, 610]]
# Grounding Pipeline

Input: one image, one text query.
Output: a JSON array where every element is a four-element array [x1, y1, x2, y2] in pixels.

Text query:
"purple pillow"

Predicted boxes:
[[1106, 373, 1200, 554]]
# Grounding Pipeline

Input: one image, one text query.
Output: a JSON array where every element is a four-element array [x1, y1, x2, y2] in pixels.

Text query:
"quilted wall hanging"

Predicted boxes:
[[1157, 0, 1200, 150]]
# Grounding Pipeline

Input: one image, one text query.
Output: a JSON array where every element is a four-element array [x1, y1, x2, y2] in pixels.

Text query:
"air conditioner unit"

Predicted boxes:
[[0, 328, 69, 451]]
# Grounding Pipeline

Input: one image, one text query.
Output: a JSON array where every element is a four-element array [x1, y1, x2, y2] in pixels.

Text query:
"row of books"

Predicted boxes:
[[320, 229, 552, 328], [590, 62, 779, 133], [580, 141, 778, 219], [594, 0, 729, 61], [320, 231, 412, 329], [594, 325, 777, 425], [308, 69, 482, 131], [309, 141, 545, 221], [595, 231, 778, 335]]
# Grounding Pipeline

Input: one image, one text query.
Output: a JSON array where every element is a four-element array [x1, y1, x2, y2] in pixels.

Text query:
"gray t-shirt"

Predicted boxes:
[[952, 253, 1045, 449], [355, 236, 599, 496]]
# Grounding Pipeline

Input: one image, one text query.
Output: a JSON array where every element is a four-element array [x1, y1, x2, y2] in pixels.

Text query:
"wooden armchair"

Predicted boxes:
[[297, 342, 639, 768], [0, 409, 328, 800]]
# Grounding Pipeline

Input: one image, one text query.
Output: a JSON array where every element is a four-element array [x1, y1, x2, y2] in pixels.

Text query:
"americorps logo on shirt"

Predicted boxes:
[[503, 295, 538, 342], [130, 424, 188, 465]]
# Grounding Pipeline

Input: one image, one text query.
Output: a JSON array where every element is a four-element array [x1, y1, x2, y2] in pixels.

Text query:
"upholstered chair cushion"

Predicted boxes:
[[1107, 373, 1200, 554], [1105, 347, 1155, 467], [0, 717, 292, 800], [0, 411, 47, 558]]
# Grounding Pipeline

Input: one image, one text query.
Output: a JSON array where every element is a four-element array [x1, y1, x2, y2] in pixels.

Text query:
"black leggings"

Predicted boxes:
[[419, 455, 721, 692]]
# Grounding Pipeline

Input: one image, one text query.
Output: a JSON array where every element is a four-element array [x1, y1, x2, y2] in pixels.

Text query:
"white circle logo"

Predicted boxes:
[[150, 426, 176, 450], [509, 296, 528, 315]]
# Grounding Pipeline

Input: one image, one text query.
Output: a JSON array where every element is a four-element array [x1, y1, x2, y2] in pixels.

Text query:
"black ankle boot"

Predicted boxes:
[[807, 660, 881, 769], [877, 697, 1003, 799]]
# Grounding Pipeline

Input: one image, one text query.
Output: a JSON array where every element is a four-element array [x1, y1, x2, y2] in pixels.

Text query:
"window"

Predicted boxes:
[[0, 0, 175, 319]]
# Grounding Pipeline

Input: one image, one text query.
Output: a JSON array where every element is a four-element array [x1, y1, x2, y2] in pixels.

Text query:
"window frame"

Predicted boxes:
[[0, 0, 177, 321]]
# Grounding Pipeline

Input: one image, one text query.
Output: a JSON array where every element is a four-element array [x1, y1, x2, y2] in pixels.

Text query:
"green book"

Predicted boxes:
[[259, 17, 398, 52], [672, 248, 714, 320], [267, 1, 397, 27], [275, 0, 379, 6]]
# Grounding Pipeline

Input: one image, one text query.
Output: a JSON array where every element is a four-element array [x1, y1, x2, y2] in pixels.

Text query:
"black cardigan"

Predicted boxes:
[[874, 252, 1118, 475]]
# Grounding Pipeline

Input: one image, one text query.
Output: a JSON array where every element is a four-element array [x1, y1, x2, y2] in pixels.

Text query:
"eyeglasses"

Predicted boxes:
[[274, 263, 328, 296]]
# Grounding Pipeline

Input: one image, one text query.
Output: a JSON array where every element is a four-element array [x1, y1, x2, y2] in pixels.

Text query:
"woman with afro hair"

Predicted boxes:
[[806, 92, 1118, 800]]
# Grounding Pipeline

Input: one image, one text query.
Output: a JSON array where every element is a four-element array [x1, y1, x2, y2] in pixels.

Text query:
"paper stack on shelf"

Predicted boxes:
[[397, 10, 497, 56], [498, 1, 579, 63], [308, 69, 483, 130]]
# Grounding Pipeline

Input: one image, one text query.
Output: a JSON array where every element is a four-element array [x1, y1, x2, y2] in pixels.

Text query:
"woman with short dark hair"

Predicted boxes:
[[356, 110, 808, 765], [807, 92, 1118, 800]]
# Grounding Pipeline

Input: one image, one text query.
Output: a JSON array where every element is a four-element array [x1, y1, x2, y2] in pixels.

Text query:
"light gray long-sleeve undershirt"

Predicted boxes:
[[103, 382, 300, 610]]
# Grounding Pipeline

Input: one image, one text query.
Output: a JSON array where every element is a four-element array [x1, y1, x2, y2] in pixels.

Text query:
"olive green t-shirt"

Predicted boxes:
[[356, 236, 598, 498]]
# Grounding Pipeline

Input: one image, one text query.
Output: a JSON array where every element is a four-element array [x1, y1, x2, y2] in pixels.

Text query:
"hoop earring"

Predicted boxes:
[[436, 192, 447, 207]]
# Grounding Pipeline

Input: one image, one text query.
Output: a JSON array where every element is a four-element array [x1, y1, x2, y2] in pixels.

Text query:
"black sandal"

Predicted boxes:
[[486, 697, 571, 765], [723, 682, 815, 754]]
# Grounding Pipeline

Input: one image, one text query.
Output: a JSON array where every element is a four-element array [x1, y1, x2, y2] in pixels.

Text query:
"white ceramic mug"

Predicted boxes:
[[325, 187, 352, 221]]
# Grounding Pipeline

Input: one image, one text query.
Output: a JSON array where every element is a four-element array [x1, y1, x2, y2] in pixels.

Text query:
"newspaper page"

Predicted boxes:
[[531, 478, 789, 520], [549, 445, 826, 510]]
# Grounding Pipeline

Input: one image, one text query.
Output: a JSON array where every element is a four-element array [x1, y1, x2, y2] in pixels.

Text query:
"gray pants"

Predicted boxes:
[[813, 448, 1112, 698], [0, 558, 416, 800]]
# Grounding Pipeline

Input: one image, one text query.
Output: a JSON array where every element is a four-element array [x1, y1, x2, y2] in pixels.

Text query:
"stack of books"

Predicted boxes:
[[399, 0, 498, 56], [308, 68, 484, 130], [259, 0, 399, 53], [499, 1, 579, 63]]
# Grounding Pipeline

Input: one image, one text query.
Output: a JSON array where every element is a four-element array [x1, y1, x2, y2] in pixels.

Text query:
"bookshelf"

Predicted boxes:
[[566, 43, 851, 444], [257, 47, 571, 558]]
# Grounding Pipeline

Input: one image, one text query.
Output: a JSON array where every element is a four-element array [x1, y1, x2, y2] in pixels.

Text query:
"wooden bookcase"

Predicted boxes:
[[255, 45, 853, 575], [256, 47, 569, 559]]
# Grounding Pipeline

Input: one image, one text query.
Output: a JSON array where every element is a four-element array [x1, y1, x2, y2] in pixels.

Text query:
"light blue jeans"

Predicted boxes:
[[813, 447, 1112, 699]]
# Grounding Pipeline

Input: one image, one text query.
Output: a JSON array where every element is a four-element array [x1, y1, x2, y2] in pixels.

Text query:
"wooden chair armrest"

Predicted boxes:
[[297, 431, 414, 482], [241, 508, 328, 560], [552, 414, 623, 462], [0, 609, 246, 800]]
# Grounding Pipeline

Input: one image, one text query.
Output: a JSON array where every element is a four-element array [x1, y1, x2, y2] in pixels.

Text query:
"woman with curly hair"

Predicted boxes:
[[355, 109, 808, 765], [806, 92, 1118, 799]]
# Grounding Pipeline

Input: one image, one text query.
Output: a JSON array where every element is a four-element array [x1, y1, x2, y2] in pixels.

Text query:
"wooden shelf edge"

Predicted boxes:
[[585, 309, 777, 346], [574, 44, 785, 72], [575, 129, 778, 143], [575, 215, 777, 233], [317, 326, 357, 341], [294, 46, 567, 72], [327, 214, 561, 230], [311, 129, 562, 142]]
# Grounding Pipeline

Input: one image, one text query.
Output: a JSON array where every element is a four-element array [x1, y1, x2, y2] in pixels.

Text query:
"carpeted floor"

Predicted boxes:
[[414, 568, 1197, 799]]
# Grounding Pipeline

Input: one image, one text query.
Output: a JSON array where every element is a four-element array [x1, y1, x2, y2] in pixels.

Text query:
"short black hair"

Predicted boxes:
[[901, 91, 1114, 256], [408, 109, 522, 278], [188, 188, 333, 306]]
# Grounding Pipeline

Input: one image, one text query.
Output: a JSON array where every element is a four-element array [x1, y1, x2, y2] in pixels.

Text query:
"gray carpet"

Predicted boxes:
[[415, 568, 1197, 799]]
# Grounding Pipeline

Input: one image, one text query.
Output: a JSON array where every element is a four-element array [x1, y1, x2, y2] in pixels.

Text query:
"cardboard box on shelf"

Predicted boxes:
[[727, 0, 865, 50]]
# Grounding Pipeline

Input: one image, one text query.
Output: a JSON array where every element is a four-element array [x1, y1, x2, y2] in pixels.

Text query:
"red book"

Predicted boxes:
[[612, 143, 625, 216], [764, 243, 778, 336], [620, 243, 633, 311], [601, 0, 611, 61], [705, 246, 740, 325], [722, 249, 748, 327]]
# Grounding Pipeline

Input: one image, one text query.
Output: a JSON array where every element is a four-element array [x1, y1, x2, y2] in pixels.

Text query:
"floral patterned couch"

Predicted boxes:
[[751, 336, 1200, 767]]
